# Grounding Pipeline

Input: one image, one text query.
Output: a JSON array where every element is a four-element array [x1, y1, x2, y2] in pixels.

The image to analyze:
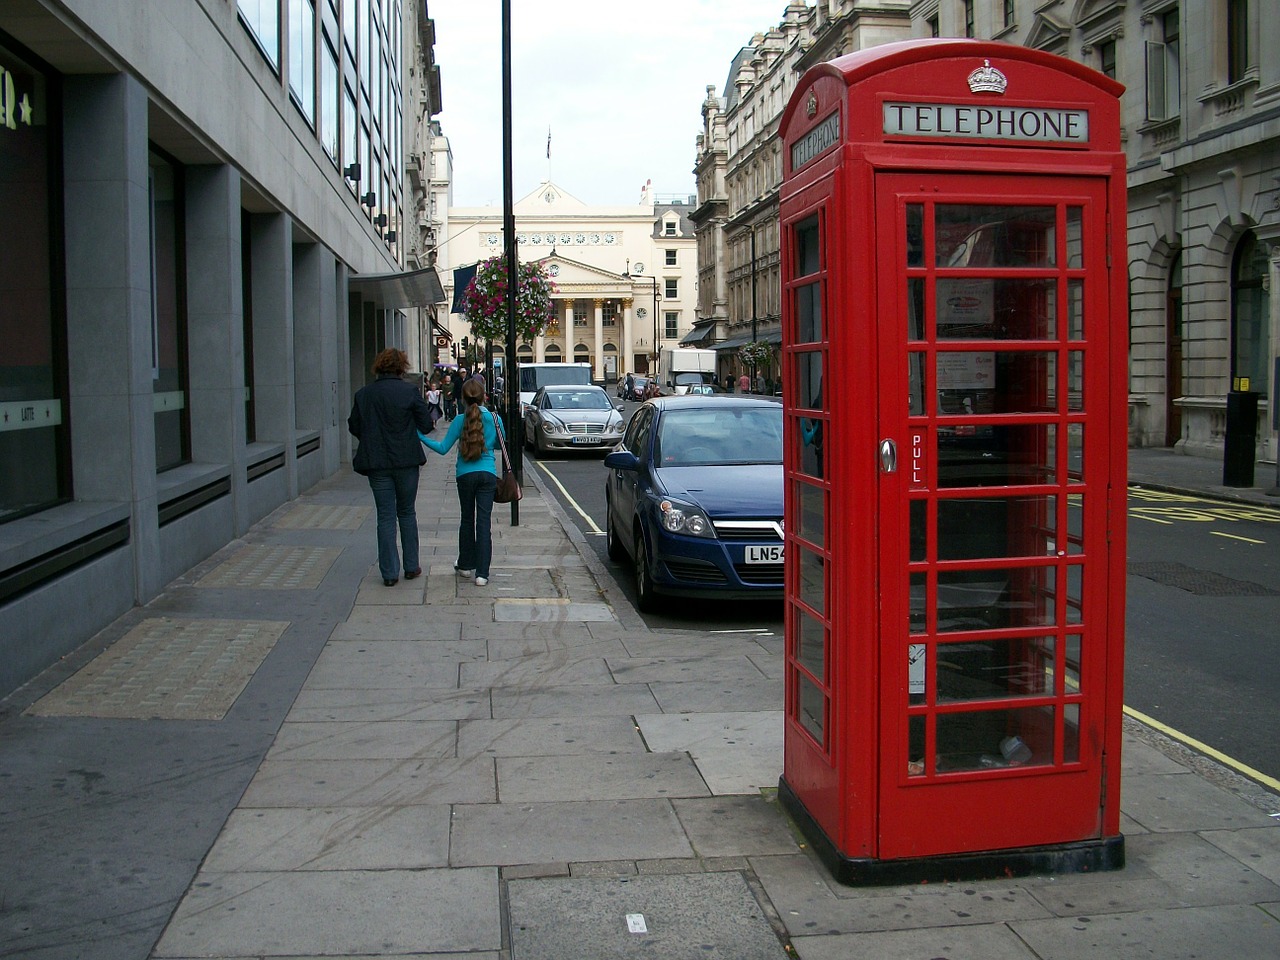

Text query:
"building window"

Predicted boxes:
[[1231, 231, 1270, 394], [1003, 0, 1014, 29], [342, 0, 356, 57], [149, 150, 191, 472], [664, 220, 677, 236], [288, 0, 315, 124], [320, 31, 339, 161], [1098, 39, 1117, 79], [343, 83, 357, 189], [0, 40, 68, 522], [1146, 8, 1180, 121], [963, 0, 975, 38], [574, 305, 588, 328], [664, 278, 678, 299], [238, 0, 280, 69], [665, 248, 678, 266], [1227, 0, 1251, 84], [927, 15, 939, 38], [665, 313, 679, 340]]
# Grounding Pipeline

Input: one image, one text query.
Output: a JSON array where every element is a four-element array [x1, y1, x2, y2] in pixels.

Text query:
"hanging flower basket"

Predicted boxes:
[[460, 255, 557, 343], [738, 339, 774, 370]]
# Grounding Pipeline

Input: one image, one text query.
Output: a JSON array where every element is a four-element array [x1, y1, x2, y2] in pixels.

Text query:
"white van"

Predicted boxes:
[[516, 362, 593, 413]]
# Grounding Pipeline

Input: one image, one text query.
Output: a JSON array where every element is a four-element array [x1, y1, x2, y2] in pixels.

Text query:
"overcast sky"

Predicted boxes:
[[429, 0, 796, 207]]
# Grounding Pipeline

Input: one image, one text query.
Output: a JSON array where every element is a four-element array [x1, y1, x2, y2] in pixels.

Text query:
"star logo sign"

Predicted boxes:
[[19, 93, 32, 126]]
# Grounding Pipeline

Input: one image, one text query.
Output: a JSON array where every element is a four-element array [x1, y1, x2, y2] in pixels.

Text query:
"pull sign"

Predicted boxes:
[[909, 429, 927, 490]]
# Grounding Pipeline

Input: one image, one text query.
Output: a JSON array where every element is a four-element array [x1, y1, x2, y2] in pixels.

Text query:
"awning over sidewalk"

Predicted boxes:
[[712, 328, 783, 351], [679, 320, 716, 346], [348, 265, 447, 309]]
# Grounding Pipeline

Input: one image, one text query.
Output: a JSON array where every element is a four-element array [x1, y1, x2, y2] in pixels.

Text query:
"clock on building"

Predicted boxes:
[[632, 262, 645, 274], [636, 307, 647, 319], [548, 264, 560, 276]]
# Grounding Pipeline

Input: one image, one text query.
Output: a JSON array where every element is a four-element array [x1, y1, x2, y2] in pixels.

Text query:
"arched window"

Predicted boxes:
[[1231, 230, 1270, 394]]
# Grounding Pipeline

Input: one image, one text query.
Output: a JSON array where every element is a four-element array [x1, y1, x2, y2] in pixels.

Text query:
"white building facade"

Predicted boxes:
[[440, 183, 698, 380]]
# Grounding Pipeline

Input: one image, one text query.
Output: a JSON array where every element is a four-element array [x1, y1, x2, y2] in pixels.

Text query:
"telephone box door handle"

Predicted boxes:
[[880, 438, 898, 473]]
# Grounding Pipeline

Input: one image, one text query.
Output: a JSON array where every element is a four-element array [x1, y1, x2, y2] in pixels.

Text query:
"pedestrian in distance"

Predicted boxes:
[[347, 348, 433, 587], [424, 379, 444, 431], [739, 372, 751, 394], [419, 378, 504, 587]]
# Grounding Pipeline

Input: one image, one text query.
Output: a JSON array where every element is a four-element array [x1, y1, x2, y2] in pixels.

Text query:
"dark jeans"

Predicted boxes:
[[367, 467, 421, 581], [455, 470, 497, 578]]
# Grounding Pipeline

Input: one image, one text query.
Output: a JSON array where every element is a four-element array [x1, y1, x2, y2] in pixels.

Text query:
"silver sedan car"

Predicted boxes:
[[524, 384, 626, 456]]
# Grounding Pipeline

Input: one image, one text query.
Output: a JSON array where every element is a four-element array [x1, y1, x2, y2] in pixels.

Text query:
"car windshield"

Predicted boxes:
[[546, 390, 611, 410], [654, 407, 783, 466]]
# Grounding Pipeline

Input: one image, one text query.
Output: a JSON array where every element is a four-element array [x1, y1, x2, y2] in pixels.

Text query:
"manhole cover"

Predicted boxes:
[[1127, 561, 1280, 596], [506, 872, 783, 960]]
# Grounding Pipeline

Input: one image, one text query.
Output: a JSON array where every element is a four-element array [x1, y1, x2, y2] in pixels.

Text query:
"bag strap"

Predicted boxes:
[[493, 411, 512, 471]]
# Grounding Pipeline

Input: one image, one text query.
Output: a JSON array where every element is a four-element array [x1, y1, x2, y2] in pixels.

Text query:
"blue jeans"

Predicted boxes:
[[367, 467, 421, 581], [456, 470, 497, 578]]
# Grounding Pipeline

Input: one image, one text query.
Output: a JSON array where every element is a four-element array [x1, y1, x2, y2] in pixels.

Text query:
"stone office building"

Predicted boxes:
[[0, 0, 442, 697]]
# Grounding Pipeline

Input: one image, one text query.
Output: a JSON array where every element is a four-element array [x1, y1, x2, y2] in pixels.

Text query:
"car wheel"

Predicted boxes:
[[633, 528, 658, 612], [605, 499, 626, 562]]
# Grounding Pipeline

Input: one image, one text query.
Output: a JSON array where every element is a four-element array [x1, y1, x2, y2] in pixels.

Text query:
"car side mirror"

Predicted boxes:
[[604, 450, 640, 471]]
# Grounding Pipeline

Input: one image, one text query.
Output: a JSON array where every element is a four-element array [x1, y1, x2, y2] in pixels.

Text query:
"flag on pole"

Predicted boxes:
[[546, 127, 551, 159], [451, 262, 478, 314]]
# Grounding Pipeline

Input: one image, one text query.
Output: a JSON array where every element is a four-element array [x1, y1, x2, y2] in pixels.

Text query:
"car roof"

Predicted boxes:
[[541, 383, 606, 393], [645, 394, 780, 411]]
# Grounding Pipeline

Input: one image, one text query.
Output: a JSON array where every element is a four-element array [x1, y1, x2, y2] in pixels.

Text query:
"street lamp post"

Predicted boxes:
[[624, 266, 660, 378]]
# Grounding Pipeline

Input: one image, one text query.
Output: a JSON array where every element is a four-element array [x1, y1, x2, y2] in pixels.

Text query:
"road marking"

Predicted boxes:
[[1124, 704, 1280, 793], [1132, 514, 1174, 524], [1210, 531, 1265, 544], [534, 461, 604, 535]]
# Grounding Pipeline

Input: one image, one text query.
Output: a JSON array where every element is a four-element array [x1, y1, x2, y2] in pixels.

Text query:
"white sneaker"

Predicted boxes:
[[455, 567, 474, 579], [475, 576, 488, 586]]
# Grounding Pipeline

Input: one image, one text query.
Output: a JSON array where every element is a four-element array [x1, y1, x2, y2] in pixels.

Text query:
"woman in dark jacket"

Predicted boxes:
[[348, 348, 434, 586]]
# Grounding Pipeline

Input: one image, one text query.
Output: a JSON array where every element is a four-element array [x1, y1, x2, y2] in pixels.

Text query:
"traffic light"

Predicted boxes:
[[461, 337, 469, 360], [451, 343, 458, 360]]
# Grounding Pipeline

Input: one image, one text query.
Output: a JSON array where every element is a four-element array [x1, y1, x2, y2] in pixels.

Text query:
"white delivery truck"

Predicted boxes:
[[516, 361, 593, 412], [659, 348, 717, 394]]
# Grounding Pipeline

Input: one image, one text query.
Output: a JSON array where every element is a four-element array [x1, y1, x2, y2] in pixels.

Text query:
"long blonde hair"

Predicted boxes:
[[458, 379, 488, 461]]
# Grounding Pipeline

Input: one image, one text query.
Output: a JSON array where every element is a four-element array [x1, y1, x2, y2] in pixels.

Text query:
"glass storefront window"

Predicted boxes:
[[1231, 231, 1270, 393], [320, 33, 339, 162], [0, 40, 67, 522], [150, 151, 190, 471]]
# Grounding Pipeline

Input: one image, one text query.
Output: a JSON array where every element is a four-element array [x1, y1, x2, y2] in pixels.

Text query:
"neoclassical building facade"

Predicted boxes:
[[438, 182, 698, 380]]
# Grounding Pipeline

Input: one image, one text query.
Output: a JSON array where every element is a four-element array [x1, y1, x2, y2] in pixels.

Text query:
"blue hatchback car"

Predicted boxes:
[[603, 395, 784, 611]]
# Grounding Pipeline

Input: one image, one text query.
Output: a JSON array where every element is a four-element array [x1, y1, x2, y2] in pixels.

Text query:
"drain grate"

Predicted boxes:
[[1127, 561, 1280, 597]]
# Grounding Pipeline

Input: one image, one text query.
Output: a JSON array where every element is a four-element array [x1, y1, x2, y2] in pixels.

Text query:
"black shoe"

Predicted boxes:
[[404, 568, 422, 580], [383, 578, 398, 587]]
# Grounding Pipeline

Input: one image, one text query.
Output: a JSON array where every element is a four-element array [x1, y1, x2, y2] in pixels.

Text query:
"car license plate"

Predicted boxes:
[[745, 544, 784, 564], [571, 435, 597, 445]]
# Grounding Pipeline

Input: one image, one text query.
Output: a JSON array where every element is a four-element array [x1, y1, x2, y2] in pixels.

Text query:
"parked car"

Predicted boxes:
[[524, 384, 626, 456], [618, 376, 653, 401], [603, 395, 784, 611]]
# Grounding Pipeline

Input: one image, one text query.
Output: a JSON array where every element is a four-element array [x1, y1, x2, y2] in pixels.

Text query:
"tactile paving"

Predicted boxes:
[[196, 545, 342, 589], [26, 617, 288, 719], [273, 504, 370, 530]]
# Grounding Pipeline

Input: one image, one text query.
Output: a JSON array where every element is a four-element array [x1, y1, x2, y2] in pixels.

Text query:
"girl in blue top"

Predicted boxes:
[[420, 378, 504, 585]]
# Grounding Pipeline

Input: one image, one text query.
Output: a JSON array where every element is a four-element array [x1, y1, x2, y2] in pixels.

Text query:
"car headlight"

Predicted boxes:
[[656, 497, 715, 538], [606, 419, 624, 434], [541, 419, 567, 436]]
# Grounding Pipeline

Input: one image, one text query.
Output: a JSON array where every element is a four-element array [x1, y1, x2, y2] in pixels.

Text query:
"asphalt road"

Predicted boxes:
[[525, 405, 1280, 788]]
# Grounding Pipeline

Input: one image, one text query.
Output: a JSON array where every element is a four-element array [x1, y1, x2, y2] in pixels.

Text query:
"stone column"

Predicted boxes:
[[622, 298, 634, 380], [63, 73, 157, 599], [593, 298, 605, 381]]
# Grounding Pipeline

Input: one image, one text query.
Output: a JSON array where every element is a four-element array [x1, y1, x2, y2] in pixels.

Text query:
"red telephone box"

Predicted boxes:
[[778, 39, 1127, 884]]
